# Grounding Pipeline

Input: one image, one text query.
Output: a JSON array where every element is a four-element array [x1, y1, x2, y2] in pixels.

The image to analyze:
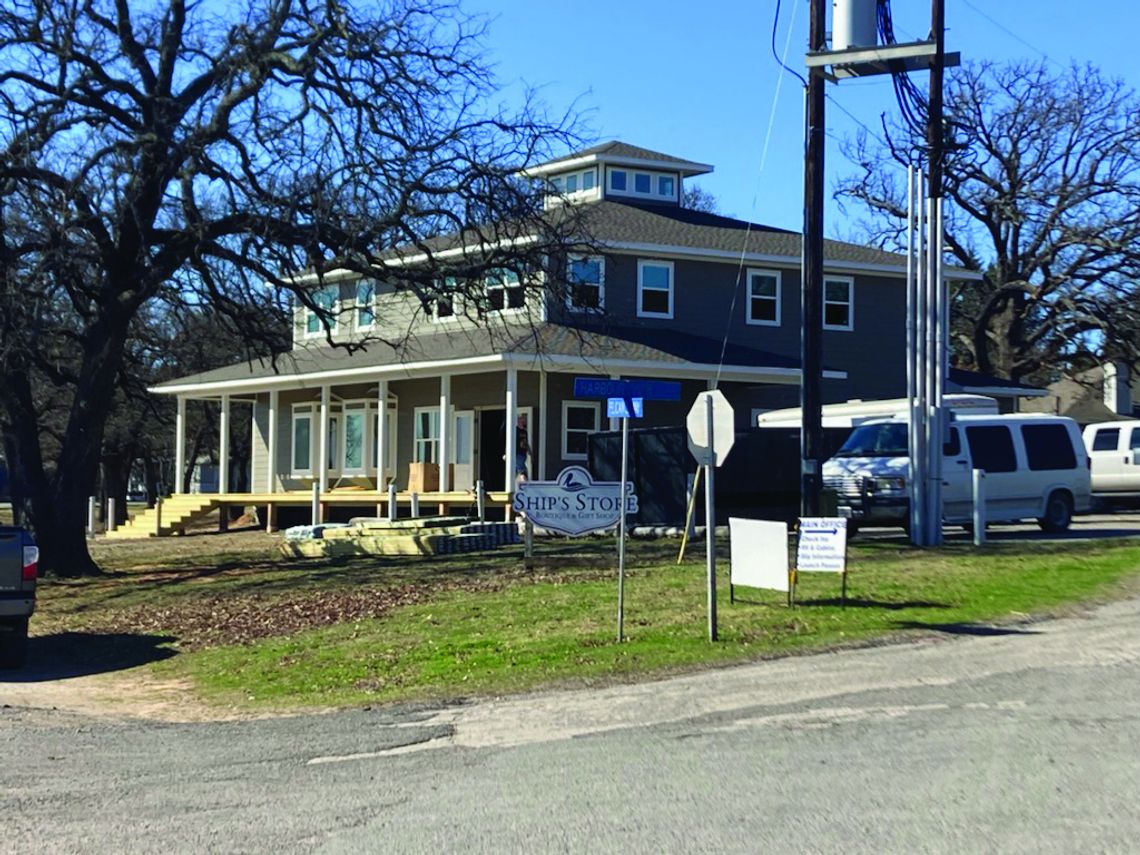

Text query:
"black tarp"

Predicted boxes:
[[587, 426, 850, 526]]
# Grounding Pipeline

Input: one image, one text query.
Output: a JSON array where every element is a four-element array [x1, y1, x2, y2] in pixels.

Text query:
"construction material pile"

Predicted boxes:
[[281, 516, 520, 559]]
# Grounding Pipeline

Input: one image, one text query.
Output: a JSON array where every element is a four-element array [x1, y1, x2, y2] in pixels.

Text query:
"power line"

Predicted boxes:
[[958, 0, 1065, 69]]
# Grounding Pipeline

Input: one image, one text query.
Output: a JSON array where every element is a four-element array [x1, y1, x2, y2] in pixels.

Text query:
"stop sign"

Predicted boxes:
[[686, 389, 735, 466]]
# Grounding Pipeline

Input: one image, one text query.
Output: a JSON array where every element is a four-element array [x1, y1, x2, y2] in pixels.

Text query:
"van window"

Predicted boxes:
[[1130, 428, 1140, 450], [943, 427, 960, 457], [1021, 424, 1077, 470], [965, 426, 1017, 473], [834, 423, 908, 458], [1092, 428, 1120, 451]]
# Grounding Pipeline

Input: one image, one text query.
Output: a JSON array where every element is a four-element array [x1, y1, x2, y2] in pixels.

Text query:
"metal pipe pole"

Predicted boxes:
[[617, 416, 629, 643], [705, 395, 717, 642], [906, 166, 920, 542], [914, 171, 928, 545], [800, 0, 826, 517]]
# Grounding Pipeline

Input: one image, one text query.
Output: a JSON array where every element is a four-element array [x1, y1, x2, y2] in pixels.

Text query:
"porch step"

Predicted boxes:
[[102, 496, 220, 539]]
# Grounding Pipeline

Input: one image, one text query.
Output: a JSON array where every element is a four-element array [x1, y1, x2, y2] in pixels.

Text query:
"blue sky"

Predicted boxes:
[[464, 0, 1140, 235]]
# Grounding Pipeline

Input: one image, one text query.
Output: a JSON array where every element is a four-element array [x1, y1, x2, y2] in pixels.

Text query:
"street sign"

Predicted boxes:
[[606, 397, 644, 419], [574, 377, 681, 401], [686, 389, 735, 466]]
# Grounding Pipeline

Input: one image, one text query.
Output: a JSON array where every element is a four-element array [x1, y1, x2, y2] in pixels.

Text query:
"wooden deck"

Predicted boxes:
[[104, 488, 513, 539]]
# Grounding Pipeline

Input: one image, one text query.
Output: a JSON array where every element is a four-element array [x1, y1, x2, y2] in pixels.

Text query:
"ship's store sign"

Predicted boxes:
[[513, 466, 638, 536]]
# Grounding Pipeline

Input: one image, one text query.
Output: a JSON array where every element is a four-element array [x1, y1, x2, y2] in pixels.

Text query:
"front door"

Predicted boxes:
[[452, 410, 475, 490], [476, 407, 533, 491]]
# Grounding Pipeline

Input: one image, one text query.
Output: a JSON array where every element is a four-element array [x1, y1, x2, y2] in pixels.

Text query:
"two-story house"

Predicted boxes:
[[151, 141, 937, 525]]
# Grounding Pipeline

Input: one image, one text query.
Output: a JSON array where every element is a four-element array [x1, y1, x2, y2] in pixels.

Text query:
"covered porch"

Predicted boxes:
[[137, 324, 838, 538]]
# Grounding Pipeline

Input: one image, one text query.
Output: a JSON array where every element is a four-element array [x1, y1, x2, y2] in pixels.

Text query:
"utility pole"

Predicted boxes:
[[800, 0, 826, 518]]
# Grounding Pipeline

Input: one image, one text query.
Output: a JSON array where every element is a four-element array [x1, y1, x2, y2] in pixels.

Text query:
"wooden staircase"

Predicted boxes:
[[103, 495, 221, 539]]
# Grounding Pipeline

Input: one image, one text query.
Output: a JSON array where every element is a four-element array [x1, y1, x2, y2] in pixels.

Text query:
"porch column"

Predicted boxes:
[[439, 374, 451, 492], [505, 366, 518, 494], [174, 396, 186, 495], [376, 379, 388, 485], [218, 394, 230, 494], [267, 390, 278, 494], [538, 370, 548, 480], [318, 385, 330, 494]]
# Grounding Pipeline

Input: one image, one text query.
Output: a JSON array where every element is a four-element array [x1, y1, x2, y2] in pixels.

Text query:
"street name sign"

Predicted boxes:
[[606, 397, 644, 419], [574, 378, 681, 401]]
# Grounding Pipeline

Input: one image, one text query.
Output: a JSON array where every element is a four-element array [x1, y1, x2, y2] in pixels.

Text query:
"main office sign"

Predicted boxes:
[[513, 466, 639, 536]]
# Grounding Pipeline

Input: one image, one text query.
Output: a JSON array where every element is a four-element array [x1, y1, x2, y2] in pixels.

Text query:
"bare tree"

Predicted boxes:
[[0, 0, 582, 576], [837, 61, 1140, 383]]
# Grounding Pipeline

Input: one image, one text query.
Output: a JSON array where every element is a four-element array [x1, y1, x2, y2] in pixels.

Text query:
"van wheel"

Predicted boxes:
[[0, 619, 29, 670], [1037, 491, 1073, 533]]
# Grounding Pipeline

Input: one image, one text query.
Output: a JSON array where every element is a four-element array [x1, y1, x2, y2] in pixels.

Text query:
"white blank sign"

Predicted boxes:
[[729, 517, 789, 592]]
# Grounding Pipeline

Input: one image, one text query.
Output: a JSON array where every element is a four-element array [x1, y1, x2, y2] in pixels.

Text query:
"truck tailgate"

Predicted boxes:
[[0, 528, 25, 593]]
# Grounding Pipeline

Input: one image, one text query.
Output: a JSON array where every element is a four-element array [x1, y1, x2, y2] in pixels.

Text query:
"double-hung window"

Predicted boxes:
[[305, 285, 339, 337], [356, 281, 375, 330], [567, 255, 605, 311], [342, 403, 367, 473], [429, 277, 458, 322], [414, 408, 441, 464], [823, 276, 854, 331], [486, 269, 525, 312], [291, 407, 313, 473], [637, 260, 673, 318], [746, 269, 781, 326], [562, 402, 600, 461]]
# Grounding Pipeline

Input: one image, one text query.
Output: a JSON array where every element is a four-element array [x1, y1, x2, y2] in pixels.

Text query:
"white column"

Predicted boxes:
[[318, 385, 330, 494], [267, 390, 278, 494], [505, 367, 518, 493], [439, 374, 451, 492], [174, 397, 186, 495], [376, 379, 388, 486], [218, 394, 230, 494], [538, 370, 548, 480]]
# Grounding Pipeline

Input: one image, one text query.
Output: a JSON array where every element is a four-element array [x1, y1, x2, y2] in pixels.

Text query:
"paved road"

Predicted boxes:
[[3, 595, 1139, 853]]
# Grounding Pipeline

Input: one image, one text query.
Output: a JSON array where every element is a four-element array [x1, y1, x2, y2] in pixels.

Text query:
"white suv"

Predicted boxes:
[[823, 414, 1091, 532]]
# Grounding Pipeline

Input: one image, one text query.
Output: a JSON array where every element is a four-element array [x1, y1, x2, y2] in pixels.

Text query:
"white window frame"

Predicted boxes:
[[637, 259, 674, 319], [566, 254, 605, 313], [485, 268, 526, 315], [428, 278, 460, 324], [561, 401, 600, 461], [607, 167, 679, 202], [823, 275, 855, 331], [290, 405, 314, 475], [745, 268, 781, 327], [413, 406, 441, 464], [355, 281, 375, 331], [340, 401, 368, 475], [303, 285, 339, 339]]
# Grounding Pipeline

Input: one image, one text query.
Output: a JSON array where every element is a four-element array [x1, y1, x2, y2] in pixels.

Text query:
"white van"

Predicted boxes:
[[1082, 420, 1140, 495], [756, 394, 998, 429], [822, 414, 1091, 532]]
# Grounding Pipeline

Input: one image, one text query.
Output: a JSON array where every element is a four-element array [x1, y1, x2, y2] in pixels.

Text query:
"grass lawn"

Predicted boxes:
[[30, 531, 1140, 712]]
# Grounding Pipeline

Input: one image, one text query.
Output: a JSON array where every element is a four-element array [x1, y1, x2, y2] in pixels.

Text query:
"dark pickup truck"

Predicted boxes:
[[0, 526, 37, 669]]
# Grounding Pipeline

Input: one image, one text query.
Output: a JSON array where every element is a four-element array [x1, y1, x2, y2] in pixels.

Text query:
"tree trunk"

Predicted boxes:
[[143, 456, 162, 508], [2, 306, 135, 577], [103, 456, 130, 527]]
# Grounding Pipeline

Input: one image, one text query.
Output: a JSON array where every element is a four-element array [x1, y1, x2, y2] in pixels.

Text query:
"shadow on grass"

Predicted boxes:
[[893, 620, 1040, 636], [795, 597, 951, 610], [0, 632, 178, 682]]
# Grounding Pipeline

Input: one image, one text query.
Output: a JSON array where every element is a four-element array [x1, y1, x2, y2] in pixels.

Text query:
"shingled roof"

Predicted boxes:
[[152, 322, 820, 392], [524, 141, 714, 178]]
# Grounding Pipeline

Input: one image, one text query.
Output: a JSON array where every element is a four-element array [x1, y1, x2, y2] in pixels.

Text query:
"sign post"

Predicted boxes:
[[686, 389, 735, 642], [574, 378, 678, 643]]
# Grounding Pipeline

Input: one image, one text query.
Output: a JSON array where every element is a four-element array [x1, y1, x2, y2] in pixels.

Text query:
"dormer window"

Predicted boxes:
[[607, 167, 679, 202], [548, 168, 597, 197]]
